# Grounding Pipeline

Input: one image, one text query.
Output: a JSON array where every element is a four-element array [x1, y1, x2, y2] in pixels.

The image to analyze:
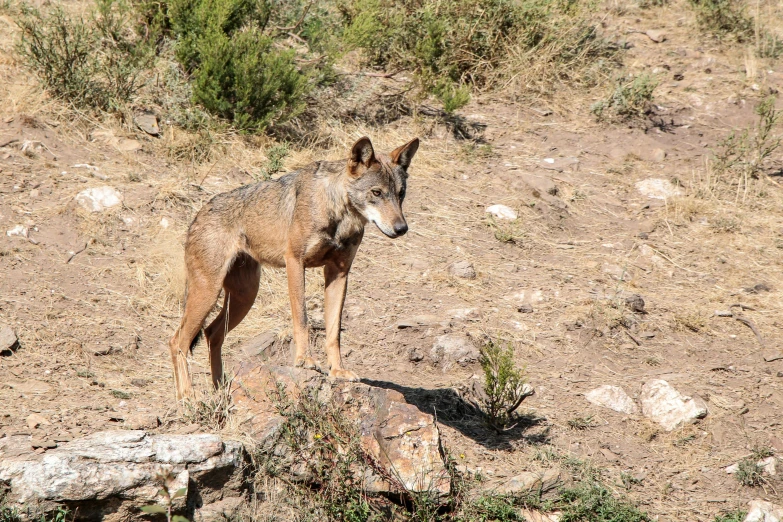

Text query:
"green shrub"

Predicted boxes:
[[478, 341, 529, 433], [688, 0, 754, 41], [592, 73, 658, 123], [557, 482, 651, 522], [713, 511, 747, 522], [17, 0, 151, 111], [168, 0, 312, 131]]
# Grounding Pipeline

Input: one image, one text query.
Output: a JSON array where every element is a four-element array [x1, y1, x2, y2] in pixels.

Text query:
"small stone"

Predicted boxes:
[[160, 217, 171, 228], [408, 346, 425, 362], [517, 303, 534, 313], [75, 186, 123, 212], [585, 385, 639, 415], [0, 325, 19, 354], [496, 468, 562, 494], [26, 413, 51, 430], [6, 225, 28, 238], [744, 499, 783, 522], [625, 294, 646, 313], [30, 438, 57, 450], [645, 30, 666, 43], [635, 178, 682, 200], [486, 204, 518, 220], [29, 189, 39, 198], [430, 334, 480, 370], [239, 331, 278, 358], [640, 379, 707, 431], [135, 111, 160, 136], [602, 263, 633, 281], [124, 413, 159, 430], [448, 260, 476, 279], [763, 352, 783, 362]]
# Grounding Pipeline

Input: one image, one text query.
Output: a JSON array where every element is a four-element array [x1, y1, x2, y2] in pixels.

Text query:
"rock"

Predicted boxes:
[[408, 346, 426, 362], [124, 413, 160, 430], [640, 379, 707, 431], [486, 204, 518, 220], [397, 314, 443, 328], [75, 186, 124, 212], [6, 225, 28, 238], [447, 308, 482, 321], [0, 325, 19, 355], [448, 260, 477, 279], [231, 364, 450, 500], [519, 510, 562, 522], [540, 157, 579, 172], [135, 111, 160, 136], [602, 263, 633, 281], [645, 30, 666, 43], [238, 331, 279, 359], [30, 438, 57, 450], [0, 430, 245, 520], [585, 385, 639, 415], [196, 496, 245, 521], [635, 178, 682, 200], [508, 288, 545, 305], [745, 499, 783, 522], [26, 413, 51, 430], [517, 303, 534, 313], [430, 334, 480, 369], [160, 216, 171, 228], [625, 294, 646, 313], [495, 468, 562, 494]]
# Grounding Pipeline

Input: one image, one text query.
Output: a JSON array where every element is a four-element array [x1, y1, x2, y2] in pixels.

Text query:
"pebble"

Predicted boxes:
[[448, 260, 477, 279], [75, 186, 123, 212], [486, 204, 518, 220]]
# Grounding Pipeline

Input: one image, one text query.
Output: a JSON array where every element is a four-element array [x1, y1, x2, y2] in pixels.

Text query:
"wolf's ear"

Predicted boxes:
[[391, 138, 419, 170], [350, 137, 376, 168]]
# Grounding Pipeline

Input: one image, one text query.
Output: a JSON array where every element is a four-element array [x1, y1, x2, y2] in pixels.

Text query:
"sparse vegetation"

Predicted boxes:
[[567, 416, 596, 430], [708, 96, 781, 203], [139, 469, 189, 522], [713, 510, 747, 522], [592, 73, 658, 123], [477, 341, 530, 433], [16, 0, 152, 110], [735, 457, 765, 487], [688, 0, 754, 41]]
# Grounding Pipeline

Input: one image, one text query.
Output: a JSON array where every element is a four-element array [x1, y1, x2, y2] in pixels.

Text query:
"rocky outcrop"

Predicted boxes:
[[0, 430, 245, 521], [231, 364, 451, 499], [640, 379, 707, 431]]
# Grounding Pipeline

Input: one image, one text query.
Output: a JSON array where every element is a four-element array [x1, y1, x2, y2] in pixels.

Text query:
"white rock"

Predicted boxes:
[[430, 334, 480, 370], [6, 225, 28, 238], [508, 289, 545, 304], [486, 204, 518, 220], [745, 499, 783, 522], [640, 379, 707, 431], [585, 385, 639, 415], [75, 186, 123, 212], [0, 430, 243, 509], [635, 178, 682, 200], [160, 217, 171, 228]]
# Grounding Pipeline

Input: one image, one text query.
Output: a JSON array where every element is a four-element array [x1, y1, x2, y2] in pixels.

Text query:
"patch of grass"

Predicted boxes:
[[619, 472, 642, 491], [592, 73, 658, 123], [688, 0, 753, 41], [713, 510, 747, 522], [183, 381, 233, 430], [673, 310, 707, 332], [556, 481, 651, 522], [458, 493, 526, 521], [708, 96, 781, 203], [567, 416, 595, 430], [16, 0, 152, 111], [257, 143, 290, 180], [110, 389, 131, 399], [735, 457, 765, 487]]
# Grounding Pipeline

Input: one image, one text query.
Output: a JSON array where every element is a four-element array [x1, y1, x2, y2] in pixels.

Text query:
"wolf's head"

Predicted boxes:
[[346, 136, 419, 238]]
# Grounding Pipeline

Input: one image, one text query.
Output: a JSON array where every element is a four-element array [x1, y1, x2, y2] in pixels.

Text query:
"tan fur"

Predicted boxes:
[[169, 137, 419, 400]]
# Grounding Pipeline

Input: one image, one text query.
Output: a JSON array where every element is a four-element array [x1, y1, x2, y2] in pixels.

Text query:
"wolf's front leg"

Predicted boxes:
[[285, 255, 318, 370], [323, 259, 359, 381]]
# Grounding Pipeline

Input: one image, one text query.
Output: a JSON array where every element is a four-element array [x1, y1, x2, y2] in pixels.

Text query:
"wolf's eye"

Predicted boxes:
[[371, 189, 382, 197]]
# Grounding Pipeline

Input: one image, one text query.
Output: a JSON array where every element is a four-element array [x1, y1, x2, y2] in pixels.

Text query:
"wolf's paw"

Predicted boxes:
[[329, 368, 360, 382], [295, 356, 321, 371]]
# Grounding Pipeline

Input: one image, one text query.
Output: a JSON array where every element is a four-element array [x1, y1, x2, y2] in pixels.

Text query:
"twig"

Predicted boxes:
[[66, 239, 92, 263], [338, 69, 407, 79], [624, 329, 642, 346], [272, 0, 315, 34], [727, 304, 765, 347]]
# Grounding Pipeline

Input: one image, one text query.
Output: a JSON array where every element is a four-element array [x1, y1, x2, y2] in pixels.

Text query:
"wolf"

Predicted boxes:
[[169, 136, 419, 399]]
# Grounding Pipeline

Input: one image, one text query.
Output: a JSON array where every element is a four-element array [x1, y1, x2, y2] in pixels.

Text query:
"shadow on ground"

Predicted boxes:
[[363, 379, 549, 451]]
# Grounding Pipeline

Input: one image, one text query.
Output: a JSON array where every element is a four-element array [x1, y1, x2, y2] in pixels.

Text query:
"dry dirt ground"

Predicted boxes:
[[2, 1, 783, 520]]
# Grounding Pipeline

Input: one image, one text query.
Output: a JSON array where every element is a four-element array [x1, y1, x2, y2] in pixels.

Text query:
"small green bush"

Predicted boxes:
[[478, 341, 529, 433], [592, 73, 658, 123], [168, 0, 311, 131], [688, 0, 754, 41], [713, 510, 747, 522], [557, 482, 651, 522], [17, 0, 151, 110]]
